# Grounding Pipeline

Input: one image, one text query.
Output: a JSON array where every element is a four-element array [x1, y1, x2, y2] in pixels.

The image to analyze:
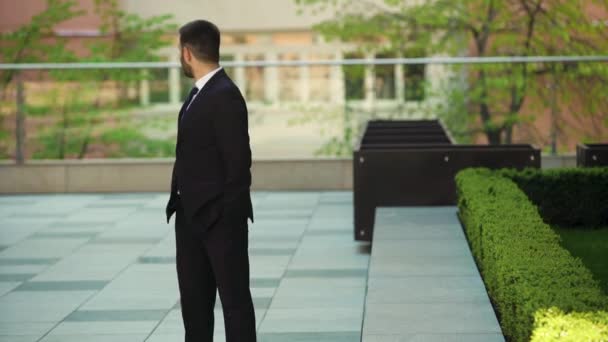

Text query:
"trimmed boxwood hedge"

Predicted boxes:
[[532, 308, 608, 341], [498, 167, 608, 228], [455, 168, 608, 342]]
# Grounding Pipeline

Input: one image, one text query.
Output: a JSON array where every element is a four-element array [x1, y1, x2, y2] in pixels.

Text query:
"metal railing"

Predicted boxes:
[[0, 56, 608, 163], [2, 55, 607, 69]]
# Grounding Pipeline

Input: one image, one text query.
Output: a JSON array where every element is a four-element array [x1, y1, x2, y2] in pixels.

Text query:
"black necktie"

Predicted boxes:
[[179, 86, 199, 124]]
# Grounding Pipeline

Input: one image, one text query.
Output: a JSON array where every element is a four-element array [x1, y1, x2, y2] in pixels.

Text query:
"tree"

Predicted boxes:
[[0, 0, 83, 90], [88, 0, 176, 105], [296, 0, 608, 147], [1, 0, 178, 160], [0, 0, 83, 161], [37, 0, 178, 159]]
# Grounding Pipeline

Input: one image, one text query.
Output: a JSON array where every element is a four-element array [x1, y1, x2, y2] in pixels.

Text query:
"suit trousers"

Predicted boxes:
[[174, 195, 257, 342]]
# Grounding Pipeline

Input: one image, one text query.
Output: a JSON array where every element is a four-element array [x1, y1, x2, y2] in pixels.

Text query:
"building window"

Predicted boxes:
[[404, 63, 425, 101], [149, 67, 169, 103]]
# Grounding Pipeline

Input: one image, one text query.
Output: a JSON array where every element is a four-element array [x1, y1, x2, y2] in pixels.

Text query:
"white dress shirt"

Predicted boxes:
[[177, 65, 223, 196]]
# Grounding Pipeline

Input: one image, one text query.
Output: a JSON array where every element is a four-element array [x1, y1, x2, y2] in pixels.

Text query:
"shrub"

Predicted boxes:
[[531, 307, 608, 341], [497, 167, 608, 228], [456, 168, 608, 341]]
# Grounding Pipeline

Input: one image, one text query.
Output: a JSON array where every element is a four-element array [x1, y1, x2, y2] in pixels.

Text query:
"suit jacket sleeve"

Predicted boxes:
[[211, 89, 252, 204], [170, 163, 177, 194]]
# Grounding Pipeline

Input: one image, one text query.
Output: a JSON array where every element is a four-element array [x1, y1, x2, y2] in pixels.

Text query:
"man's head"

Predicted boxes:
[[178, 20, 221, 78]]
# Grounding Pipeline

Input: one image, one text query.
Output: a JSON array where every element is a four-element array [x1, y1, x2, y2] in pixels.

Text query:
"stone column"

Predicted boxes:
[[139, 69, 150, 106], [364, 52, 375, 111], [234, 52, 247, 98], [331, 51, 345, 104], [395, 62, 404, 103], [264, 51, 279, 105], [425, 54, 445, 108], [169, 53, 181, 105], [299, 52, 310, 103]]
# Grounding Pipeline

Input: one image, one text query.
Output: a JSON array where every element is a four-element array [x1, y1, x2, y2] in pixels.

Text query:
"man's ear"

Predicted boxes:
[[183, 45, 192, 62]]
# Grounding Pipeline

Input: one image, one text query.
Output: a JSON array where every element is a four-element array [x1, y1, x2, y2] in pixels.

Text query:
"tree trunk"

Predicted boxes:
[[505, 126, 513, 144], [15, 75, 25, 164], [486, 129, 502, 145]]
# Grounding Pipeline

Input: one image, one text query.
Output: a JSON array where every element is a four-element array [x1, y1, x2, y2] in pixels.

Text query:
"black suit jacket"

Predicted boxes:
[[165, 68, 254, 233]]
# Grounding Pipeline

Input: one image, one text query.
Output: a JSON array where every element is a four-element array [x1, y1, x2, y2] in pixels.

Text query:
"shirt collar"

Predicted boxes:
[[194, 66, 223, 91]]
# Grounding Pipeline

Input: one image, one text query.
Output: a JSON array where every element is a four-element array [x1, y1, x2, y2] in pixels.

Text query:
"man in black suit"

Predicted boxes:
[[165, 19, 256, 342]]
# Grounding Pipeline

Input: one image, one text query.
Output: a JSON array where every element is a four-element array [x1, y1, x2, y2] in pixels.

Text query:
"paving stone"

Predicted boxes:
[[0, 239, 88, 259], [259, 307, 363, 333], [284, 269, 368, 278], [366, 276, 489, 304], [251, 278, 282, 288], [0, 322, 56, 338], [64, 309, 168, 322], [363, 302, 502, 335], [249, 248, 296, 256], [362, 207, 503, 341], [0, 193, 504, 341], [260, 331, 360, 342], [0, 290, 95, 323], [0, 274, 35, 282], [39, 334, 148, 342], [270, 284, 365, 308], [14, 280, 108, 291], [88, 237, 162, 244], [363, 333, 504, 342], [45, 321, 157, 335], [368, 254, 479, 277], [0, 281, 21, 296], [28, 232, 99, 239], [0, 258, 60, 266]]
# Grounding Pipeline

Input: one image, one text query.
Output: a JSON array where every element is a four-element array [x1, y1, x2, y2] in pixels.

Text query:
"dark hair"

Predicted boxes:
[[179, 20, 220, 63]]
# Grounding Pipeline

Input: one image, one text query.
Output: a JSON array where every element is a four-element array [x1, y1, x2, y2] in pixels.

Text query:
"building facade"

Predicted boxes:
[[1, 0, 444, 112]]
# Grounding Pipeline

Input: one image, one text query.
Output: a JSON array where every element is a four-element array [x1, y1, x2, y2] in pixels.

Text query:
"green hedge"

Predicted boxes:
[[497, 167, 608, 228], [455, 168, 608, 342], [531, 308, 608, 341]]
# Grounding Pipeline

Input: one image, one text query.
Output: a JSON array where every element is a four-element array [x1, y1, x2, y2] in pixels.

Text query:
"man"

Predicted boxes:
[[165, 19, 256, 342]]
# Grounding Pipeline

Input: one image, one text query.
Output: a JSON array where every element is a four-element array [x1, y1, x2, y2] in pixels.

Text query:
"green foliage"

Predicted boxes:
[[0, 128, 9, 159], [287, 97, 440, 157], [531, 308, 608, 342], [99, 126, 174, 158], [0, 0, 178, 160], [0, 0, 83, 66], [76, 0, 177, 81], [342, 53, 365, 100], [498, 167, 608, 228], [295, 0, 608, 147], [456, 168, 608, 341], [554, 226, 608, 295], [286, 103, 360, 157], [0, 0, 84, 158], [313, 106, 359, 157]]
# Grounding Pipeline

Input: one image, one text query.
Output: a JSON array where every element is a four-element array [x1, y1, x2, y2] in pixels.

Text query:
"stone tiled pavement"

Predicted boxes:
[[0, 192, 370, 342], [0, 192, 503, 342], [363, 207, 503, 342]]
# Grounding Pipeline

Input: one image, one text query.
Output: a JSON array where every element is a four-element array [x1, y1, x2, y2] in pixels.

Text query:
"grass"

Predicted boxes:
[[553, 226, 608, 295]]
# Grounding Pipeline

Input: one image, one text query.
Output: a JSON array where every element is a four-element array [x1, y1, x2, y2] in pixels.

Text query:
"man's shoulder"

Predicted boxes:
[[208, 73, 245, 102], [215, 71, 241, 92]]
